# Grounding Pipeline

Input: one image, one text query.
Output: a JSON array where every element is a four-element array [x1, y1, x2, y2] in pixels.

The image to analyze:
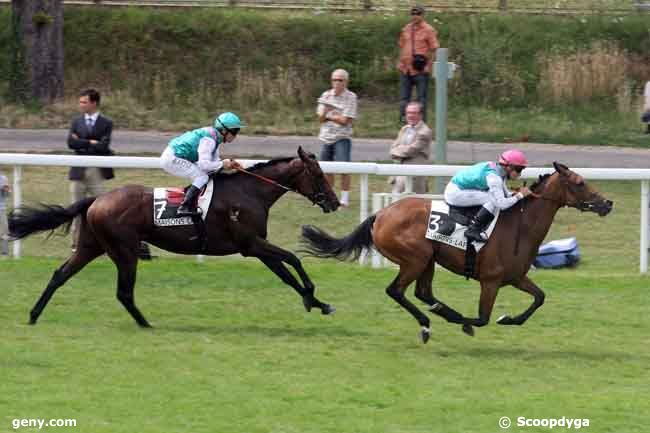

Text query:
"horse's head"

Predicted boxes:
[[536, 162, 613, 216], [291, 146, 340, 213]]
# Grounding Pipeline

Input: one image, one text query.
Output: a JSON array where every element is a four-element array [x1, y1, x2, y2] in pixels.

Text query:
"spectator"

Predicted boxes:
[[642, 81, 650, 134], [317, 68, 358, 208], [67, 88, 114, 252], [390, 102, 432, 194], [0, 170, 9, 257], [398, 5, 439, 123]]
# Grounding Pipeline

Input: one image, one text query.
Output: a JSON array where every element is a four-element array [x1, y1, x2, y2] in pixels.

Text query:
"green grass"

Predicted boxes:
[[1, 163, 649, 431], [1, 257, 649, 433]]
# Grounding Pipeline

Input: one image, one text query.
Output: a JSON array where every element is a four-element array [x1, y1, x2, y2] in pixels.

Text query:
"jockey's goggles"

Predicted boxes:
[[216, 120, 240, 137]]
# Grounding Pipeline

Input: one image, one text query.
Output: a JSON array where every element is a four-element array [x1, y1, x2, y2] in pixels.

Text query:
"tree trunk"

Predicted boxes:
[[10, 0, 64, 104]]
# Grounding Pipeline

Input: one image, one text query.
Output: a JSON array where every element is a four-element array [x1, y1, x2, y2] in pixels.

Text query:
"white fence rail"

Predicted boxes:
[[1, 153, 649, 272]]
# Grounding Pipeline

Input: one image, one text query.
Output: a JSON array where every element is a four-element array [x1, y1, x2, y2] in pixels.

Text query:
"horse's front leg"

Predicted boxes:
[[496, 275, 545, 326], [243, 236, 335, 315], [462, 280, 500, 336]]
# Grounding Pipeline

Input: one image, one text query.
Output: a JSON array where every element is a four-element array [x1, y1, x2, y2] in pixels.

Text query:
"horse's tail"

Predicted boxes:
[[301, 215, 376, 261], [8, 197, 97, 240]]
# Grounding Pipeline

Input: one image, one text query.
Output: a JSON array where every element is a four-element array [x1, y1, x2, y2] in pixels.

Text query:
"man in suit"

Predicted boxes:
[[67, 88, 114, 252]]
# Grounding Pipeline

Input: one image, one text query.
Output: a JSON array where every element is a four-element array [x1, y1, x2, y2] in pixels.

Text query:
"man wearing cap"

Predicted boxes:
[[161, 112, 244, 216], [398, 5, 439, 123]]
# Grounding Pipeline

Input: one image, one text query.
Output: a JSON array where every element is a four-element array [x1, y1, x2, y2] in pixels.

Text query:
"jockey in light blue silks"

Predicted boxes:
[[160, 112, 244, 216], [444, 149, 532, 243]]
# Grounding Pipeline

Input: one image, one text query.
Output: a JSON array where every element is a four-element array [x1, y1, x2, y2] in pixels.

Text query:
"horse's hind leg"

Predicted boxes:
[[29, 234, 104, 325], [385, 265, 432, 344], [415, 259, 474, 336], [496, 276, 545, 326], [414, 260, 471, 335]]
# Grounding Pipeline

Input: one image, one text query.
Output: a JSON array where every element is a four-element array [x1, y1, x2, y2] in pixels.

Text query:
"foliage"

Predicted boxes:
[[1, 6, 649, 111]]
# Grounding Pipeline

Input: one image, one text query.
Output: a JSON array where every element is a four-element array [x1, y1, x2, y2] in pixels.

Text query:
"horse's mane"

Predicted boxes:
[[210, 156, 296, 179], [531, 173, 552, 192], [246, 156, 295, 172]]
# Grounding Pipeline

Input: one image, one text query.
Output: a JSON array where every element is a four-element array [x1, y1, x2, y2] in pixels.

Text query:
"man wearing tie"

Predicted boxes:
[[67, 88, 114, 252]]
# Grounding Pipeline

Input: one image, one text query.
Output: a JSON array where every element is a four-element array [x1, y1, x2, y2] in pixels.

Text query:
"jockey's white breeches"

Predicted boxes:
[[160, 147, 209, 189], [444, 182, 497, 214]]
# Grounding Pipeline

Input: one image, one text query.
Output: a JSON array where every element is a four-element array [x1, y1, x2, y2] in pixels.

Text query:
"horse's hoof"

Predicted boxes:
[[302, 297, 313, 313], [421, 326, 431, 344], [462, 323, 474, 337], [496, 315, 511, 325], [321, 304, 336, 315], [28, 318, 37, 325]]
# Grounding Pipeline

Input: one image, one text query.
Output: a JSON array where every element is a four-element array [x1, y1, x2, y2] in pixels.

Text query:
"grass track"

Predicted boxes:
[[1, 257, 649, 433]]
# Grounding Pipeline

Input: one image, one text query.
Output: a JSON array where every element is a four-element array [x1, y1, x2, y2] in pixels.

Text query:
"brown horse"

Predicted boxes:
[[301, 162, 613, 343], [10, 147, 339, 326]]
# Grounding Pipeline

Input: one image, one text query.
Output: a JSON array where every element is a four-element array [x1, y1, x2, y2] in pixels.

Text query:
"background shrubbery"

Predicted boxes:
[[1, 6, 650, 144]]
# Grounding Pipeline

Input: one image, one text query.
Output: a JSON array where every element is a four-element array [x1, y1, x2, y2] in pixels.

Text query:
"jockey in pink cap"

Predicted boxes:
[[444, 149, 532, 243]]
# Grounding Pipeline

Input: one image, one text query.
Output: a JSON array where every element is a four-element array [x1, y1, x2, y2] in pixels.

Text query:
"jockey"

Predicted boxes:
[[161, 112, 244, 216], [444, 149, 532, 243]]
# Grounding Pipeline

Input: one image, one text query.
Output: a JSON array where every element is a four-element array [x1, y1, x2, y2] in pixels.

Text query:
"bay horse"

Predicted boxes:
[[9, 147, 339, 326], [301, 162, 613, 343]]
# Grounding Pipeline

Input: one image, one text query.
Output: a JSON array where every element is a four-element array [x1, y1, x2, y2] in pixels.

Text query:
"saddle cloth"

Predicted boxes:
[[153, 179, 214, 227], [424, 200, 499, 252]]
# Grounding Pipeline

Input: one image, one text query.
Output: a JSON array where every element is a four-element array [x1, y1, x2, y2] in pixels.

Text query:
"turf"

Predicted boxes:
[[1, 166, 649, 432], [1, 258, 648, 433]]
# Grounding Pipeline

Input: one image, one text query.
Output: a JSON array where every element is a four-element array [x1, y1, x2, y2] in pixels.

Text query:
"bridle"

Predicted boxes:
[[529, 173, 601, 212]]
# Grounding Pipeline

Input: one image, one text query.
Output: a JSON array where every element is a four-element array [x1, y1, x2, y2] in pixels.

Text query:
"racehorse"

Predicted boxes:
[[9, 147, 339, 326], [301, 162, 613, 343]]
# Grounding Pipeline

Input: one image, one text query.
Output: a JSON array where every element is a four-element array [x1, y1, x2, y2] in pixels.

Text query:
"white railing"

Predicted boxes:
[[1, 153, 649, 272]]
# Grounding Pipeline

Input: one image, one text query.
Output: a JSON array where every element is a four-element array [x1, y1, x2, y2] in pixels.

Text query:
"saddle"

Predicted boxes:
[[447, 204, 482, 227], [425, 202, 499, 280]]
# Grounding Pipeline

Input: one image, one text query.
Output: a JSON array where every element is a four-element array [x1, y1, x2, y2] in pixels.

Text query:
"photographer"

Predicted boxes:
[[397, 5, 439, 123]]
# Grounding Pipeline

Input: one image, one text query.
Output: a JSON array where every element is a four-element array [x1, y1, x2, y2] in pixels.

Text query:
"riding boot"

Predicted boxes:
[[177, 185, 201, 216], [465, 207, 495, 243]]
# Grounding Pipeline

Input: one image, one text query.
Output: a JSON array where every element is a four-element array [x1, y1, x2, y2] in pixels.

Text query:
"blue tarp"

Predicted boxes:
[[534, 237, 580, 269]]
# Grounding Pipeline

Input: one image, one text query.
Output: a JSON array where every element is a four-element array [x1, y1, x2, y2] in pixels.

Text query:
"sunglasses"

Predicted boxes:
[[331, 78, 344, 82], [511, 165, 525, 173], [411, 11, 423, 15]]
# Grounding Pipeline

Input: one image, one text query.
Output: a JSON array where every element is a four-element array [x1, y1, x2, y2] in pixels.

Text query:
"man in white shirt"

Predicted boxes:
[[317, 69, 358, 207]]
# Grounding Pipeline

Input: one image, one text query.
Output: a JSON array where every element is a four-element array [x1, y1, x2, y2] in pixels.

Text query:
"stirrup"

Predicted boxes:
[[177, 206, 200, 216], [465, 229, 487, 243]]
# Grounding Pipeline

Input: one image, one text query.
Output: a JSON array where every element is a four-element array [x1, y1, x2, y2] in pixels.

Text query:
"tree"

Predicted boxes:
[[10, 0, 64, 104]]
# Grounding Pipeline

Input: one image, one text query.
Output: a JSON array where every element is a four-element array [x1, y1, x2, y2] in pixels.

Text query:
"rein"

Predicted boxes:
[[235, 168, 296, 193]]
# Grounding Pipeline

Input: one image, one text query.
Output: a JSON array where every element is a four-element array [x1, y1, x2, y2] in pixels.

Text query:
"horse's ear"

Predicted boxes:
[[298, 146, 308, 162], [553, 162, 569, 175]]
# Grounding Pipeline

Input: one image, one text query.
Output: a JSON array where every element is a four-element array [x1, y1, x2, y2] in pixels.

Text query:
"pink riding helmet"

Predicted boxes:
[[499, 149, 528, 167]]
